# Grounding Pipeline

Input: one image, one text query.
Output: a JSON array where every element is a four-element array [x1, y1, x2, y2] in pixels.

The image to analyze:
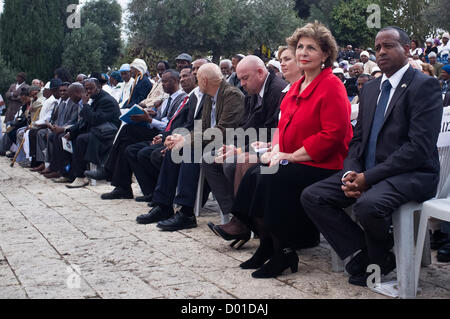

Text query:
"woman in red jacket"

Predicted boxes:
[[231, 22, 353, 278]]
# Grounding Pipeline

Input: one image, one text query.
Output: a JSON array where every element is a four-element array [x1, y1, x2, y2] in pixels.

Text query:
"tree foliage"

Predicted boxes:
[[0, 52, 16, 96], [62, 22, 105, 76], [330, 0, 397, 48], [81, 0, 122, 69], [0, 0, 79, 80], [127, 0, 302, 62]]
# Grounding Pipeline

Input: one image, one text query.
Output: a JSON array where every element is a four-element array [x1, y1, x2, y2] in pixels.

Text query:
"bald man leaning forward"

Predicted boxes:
[[203, 55, 287, 246], [136, 63, 245, 231]]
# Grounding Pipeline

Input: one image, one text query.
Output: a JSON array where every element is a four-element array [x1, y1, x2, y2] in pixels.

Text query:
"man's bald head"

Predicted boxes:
[[192, 58, 210, 82], [197, 63, 224, 96], [236, 55, 268, 94], [68, 82, 86, 103]]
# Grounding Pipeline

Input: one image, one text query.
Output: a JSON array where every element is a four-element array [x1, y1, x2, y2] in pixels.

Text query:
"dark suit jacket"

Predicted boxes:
[[161, 94, 195, 140], [240, 72, 287, 147], [122, 75, 153, 109], [4, 82, 28, 122], [193, 80, 245, 146], [68, 90, 121, 137], [444, 89, 450, 107], [59, 99, 80, 127], [344, 66, 443, 201], [182, 93, 207, 132]]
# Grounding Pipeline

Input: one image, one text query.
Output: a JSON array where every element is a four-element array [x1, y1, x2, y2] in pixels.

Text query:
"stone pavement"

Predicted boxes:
[[0, 156, 449, 299]]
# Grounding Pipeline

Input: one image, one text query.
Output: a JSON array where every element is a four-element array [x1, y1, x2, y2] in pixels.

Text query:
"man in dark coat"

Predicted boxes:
[[4, 72, 28, 122], [204, 55, 287, 236], [301, 27, 443, 287], [65, 79, 121, 188]]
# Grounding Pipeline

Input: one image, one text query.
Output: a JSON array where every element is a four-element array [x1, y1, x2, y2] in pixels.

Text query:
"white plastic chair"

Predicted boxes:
[[415, 197, 450, 295]]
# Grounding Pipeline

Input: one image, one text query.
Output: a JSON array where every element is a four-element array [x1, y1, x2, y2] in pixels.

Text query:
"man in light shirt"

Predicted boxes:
[[118, 64, 134, 109]]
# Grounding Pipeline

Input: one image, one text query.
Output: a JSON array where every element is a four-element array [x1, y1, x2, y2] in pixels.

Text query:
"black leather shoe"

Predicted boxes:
[[251, 248, 299, 279], [136, 206, 174, 225], [157, 213, 197, 231], [84, 167, 110, 181], [147, 201, 156, 207], [135, 195, 153, 202], [437, 243, 450, 262], [431, 230, 450, 250], [101, 187, 133, 200], [345, 249, 370, 276], [348, 252, 396, 287]]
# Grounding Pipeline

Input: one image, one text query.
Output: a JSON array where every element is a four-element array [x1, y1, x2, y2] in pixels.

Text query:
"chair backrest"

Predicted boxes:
[[437, 146, 450, 198]]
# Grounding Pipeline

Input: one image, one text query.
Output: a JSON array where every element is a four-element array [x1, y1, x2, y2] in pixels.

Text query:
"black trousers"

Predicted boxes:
[[232, 163, 337, 248], [28, 128, 40, 159], [126, 142, 164, 196], [152, 150, 210, 209], [301, 172, 410, 265], [104, 124, 159, 189], [49, 132, 71, 174], [71, 133, 90, 178]]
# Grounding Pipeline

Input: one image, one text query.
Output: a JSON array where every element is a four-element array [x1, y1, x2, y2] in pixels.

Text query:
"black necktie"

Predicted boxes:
[[162, 97, 172, 118]]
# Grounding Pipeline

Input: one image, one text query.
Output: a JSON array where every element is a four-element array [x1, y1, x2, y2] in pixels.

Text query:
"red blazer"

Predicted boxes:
[[276, 68, 353, 170]]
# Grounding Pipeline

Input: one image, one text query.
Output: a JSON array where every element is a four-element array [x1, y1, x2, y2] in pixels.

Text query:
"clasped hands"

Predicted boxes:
[[162, 133, 185, 154], [341, 171, 368, 199], [253, 142, 293, 167]]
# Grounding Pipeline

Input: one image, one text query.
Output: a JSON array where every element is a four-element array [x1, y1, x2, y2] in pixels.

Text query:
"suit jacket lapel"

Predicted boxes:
[[382, 66, 415, 127]]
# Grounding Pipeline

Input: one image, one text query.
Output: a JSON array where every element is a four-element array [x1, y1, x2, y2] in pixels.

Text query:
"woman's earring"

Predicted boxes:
[[321, 62, 326, 69]]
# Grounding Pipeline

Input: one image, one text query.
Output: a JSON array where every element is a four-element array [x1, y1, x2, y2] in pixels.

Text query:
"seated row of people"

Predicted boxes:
[[1, 22, 446, 288]]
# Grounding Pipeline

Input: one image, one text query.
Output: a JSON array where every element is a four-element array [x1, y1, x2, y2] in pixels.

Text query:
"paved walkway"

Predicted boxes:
[[0, 156, 449, 299]]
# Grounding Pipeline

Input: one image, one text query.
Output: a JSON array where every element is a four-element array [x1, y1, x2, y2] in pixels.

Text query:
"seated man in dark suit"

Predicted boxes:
[[136, 63, 245, 231], [64, 79, 122, 188], [96, 69, 187, 199], [125, 64, 205, 202], [204, 55, 287, 236], [301, 27, 443, 287]]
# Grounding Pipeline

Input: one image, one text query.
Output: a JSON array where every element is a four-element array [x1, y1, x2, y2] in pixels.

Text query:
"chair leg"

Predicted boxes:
[[415, 211, 430, 296], [392, 204, 416, 299], [194, 167, 205, 217], [414, 211, 432, 267]]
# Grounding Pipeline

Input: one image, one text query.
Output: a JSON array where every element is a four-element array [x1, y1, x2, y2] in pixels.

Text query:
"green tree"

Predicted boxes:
[[62, 22, 105, 76], [382, 0, 433, 45], [0, 0, 79, 81], [127, 0, 302, 63], [330, 0, 395, 48], [0, 52, 16, 97], [81, 0, 122, 70]]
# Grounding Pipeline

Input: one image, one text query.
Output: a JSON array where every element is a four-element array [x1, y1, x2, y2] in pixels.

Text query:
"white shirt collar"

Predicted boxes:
[[258, 73, 270, 99], [380, 63, 410, 90], [170, 89, 184, 100]]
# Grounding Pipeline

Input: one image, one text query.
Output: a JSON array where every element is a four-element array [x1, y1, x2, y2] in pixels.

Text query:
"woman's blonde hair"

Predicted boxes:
[[286, 21, 338, 69]]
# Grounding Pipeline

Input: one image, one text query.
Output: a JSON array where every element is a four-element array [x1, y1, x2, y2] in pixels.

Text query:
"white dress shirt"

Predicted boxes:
[[378, 62, 410, 115], [34, 95, 56, 125], [148, 89, 185, 132]]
